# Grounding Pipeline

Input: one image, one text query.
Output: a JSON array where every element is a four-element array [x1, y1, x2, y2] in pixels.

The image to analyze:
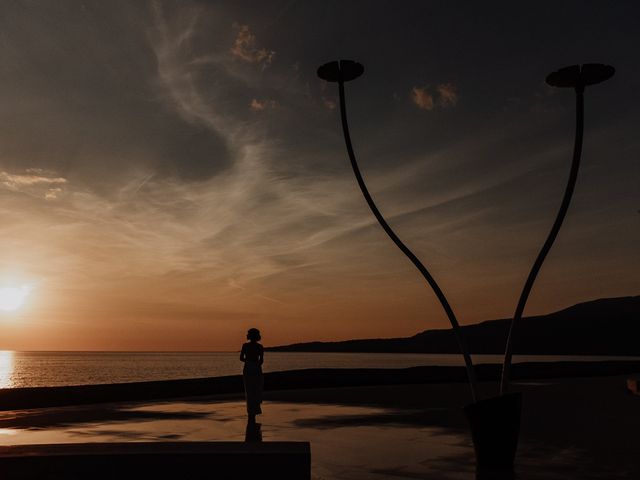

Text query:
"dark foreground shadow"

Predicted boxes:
[[476, 467, 516, 480], [0, 442, 310, 480]]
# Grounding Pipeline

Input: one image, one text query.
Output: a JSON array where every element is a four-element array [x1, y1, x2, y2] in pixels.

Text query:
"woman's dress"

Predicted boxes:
[[243, 359, 263, 414]]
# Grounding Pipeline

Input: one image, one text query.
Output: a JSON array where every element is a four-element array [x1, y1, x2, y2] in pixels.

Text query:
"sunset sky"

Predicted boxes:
[[0, 1, 638, 350]]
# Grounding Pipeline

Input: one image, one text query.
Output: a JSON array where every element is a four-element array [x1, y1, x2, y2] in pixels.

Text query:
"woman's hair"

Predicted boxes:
[[247, 328, 261, 341]]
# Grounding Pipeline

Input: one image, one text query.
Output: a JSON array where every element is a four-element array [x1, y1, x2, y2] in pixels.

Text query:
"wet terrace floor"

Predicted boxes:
[[0, 393, 636, 479]]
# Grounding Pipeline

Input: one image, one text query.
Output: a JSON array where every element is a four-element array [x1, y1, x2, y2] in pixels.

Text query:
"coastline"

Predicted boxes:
[[1, 360, 639, 411]]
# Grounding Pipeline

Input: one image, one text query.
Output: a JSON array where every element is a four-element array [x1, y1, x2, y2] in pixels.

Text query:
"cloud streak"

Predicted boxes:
[[1, 169, 68, 200]]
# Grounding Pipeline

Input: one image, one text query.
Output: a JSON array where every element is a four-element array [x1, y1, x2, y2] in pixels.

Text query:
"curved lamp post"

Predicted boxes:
[[317, 59, 478, 402], [500, 63, 615, 395]]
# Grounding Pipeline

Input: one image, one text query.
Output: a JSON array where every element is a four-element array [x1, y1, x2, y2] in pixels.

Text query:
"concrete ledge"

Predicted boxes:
[[0, 442, 311, 479]]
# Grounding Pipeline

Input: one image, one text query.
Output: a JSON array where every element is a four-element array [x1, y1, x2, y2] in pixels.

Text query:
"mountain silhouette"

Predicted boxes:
[[268, 296, 640, 355]]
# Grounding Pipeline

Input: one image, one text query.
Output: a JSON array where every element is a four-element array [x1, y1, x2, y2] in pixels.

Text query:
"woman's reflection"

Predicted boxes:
[[245, 419, 262, 442]]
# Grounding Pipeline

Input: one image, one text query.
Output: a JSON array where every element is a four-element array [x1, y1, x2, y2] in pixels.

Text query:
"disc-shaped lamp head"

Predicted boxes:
[[546, 63, 615, 90], [317, 60, 364, 83]]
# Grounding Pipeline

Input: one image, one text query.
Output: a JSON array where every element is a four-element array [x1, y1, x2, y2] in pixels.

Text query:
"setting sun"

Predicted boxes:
[[0, 286, 31, 312]]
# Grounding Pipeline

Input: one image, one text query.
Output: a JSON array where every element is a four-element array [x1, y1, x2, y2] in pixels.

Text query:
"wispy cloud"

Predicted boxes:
[[436, 83, 458, 107], [250, 98, 277, 111], [411, 86, 434, 110], [411, 83, 458, 110], [0, 169, 67, 200], [0, 169, 67, 188], [322, 97, 337, 110], [141, 5, 371, 296], [149, 3, 234, 139], [230, 23, 275, 67]]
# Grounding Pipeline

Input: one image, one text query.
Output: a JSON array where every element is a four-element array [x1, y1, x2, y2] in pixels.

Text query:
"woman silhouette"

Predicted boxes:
[[240, 328, 264, 423]]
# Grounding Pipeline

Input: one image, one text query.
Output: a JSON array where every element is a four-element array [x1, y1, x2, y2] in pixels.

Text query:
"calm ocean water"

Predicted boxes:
[[0, 351, 637, 389]]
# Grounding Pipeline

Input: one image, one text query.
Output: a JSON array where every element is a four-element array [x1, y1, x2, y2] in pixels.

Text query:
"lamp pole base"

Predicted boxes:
[[464, 392, 522, 470]]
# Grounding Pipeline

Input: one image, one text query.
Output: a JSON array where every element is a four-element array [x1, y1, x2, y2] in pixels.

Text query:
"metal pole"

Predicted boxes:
[[501, 87, 584, 394], [338, 79, 478, 402]]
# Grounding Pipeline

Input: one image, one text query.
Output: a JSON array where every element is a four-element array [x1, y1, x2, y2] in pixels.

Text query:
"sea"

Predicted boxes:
[[1, 351, 638, 389]]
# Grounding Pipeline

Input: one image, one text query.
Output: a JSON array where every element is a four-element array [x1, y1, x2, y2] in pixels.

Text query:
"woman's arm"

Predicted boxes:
[[258, 345, 264, 366], [239, 344, 246, 362]]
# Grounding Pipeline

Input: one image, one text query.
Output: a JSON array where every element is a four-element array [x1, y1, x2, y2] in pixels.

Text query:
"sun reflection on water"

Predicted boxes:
[[0, 351, 15, 389]]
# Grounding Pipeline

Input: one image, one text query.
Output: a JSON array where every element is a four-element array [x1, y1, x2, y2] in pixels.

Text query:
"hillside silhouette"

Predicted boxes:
[[268, 296, 640, 355]]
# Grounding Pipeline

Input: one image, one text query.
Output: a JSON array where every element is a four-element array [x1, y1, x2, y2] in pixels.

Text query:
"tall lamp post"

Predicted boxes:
[[500, 63, 615, 395], [317, 59, 478, 402], [317, 59, 615, 471]]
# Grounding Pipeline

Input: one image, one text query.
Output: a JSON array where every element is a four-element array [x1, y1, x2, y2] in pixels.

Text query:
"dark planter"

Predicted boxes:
[[465, 392, 522, 469]]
